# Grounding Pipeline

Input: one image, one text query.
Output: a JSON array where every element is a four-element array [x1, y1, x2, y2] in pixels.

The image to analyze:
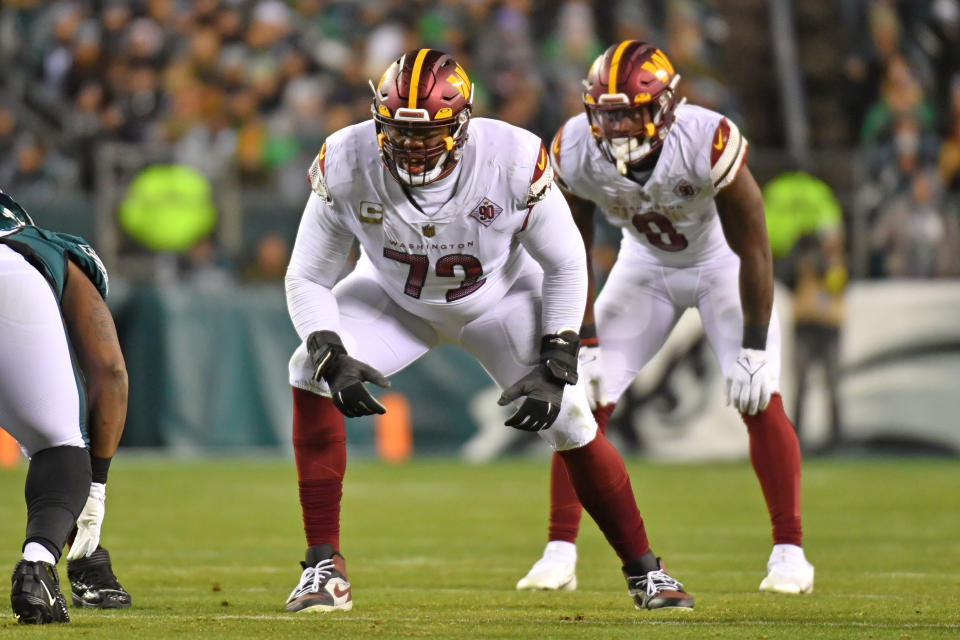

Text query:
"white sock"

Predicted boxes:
[[23, 542, 56, 564]]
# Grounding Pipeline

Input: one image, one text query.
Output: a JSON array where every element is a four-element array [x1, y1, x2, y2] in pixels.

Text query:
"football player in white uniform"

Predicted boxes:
[[516, 42, 814, 595], [284, 49, 694, 613]]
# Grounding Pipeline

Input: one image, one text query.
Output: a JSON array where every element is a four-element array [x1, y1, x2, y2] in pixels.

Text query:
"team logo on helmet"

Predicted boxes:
[[371, 49, 474, 187], [583, 41, 685, 175]]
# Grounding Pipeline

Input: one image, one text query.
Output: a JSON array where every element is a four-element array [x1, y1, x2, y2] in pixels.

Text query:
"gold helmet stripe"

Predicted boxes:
[[608, 40, 634, 95], [408, 48, 431, 109]]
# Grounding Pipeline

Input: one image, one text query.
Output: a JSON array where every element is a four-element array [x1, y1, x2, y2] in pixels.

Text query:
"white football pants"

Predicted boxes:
[[0, 245, 85, 457], [597, 241, 782, 403], [289, 259, 597, 451]]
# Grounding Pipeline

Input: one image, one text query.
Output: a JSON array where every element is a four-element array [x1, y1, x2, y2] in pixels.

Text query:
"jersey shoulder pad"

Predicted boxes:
[[526, 140, 554, 207], [548, 114, 593, 197], [57, 232, 110, 298], [476, 118, 552, 209], [548, 122, 570, 191], [307, 141, 332, 203], [306, 121, 373, 204], [708, 116, 748, 190]]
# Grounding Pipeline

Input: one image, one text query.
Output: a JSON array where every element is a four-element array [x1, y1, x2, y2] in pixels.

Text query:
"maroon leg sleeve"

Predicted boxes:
[[548, 453, 580, 543], [547, 403, 615, 542], [292, 387, 346, 549], [558, 431, 650, 564], [742, 393, 803, 546]]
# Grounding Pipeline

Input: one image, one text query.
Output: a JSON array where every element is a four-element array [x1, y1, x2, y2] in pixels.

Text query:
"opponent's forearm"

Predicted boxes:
[[85, 368, 128, 460]]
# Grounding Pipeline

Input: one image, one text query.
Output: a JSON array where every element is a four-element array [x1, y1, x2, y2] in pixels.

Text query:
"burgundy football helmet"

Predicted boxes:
[[371, 49, 473, 186], [583, 41, 684, 174]]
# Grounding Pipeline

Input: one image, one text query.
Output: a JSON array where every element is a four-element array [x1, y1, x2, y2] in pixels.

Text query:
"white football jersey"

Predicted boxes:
[[305, 118, 553, 324], [550, 104, 748, 267]]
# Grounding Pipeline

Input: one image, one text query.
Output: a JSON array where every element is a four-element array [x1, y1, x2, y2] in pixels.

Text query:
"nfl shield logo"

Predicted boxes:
[[423, 224, 436, 237], [469, 198, 503, 227]]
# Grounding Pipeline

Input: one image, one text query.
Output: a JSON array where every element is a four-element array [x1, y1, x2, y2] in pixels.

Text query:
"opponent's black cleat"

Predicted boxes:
[[67, 546, 131, 609], [10, 560, 70, 624]]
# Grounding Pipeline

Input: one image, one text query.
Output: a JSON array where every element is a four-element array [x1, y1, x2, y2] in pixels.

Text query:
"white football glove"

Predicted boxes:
[[66, 482, 106, 561], [725, 347, 776, 416], [578, 344, 607, 410]]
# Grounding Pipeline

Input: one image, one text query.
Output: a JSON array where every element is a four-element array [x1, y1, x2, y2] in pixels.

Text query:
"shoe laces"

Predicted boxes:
[[288, 559, 335, 601], [640, 569, 684, 597]]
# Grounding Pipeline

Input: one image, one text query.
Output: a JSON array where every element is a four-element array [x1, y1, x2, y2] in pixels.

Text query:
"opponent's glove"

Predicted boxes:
[[725, 347, 776, 415], [578, 344, 606, 410], [498, 330, 580, 432], [66, 482, 105, 561], [307, 330, 390, 417]]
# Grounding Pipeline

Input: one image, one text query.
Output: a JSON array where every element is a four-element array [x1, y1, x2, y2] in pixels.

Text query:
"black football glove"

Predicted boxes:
[[306, 330, 390, 417], [498, 330, 580, 432]]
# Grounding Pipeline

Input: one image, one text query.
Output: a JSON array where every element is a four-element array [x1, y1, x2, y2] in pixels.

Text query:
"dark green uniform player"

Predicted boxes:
[[0, 192, 108, 301], [1, 190, 130, 623]]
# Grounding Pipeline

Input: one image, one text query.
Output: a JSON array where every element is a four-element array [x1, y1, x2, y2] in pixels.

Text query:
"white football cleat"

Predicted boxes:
[[516, 541, 577, 591], [759, 544, 814, 594]]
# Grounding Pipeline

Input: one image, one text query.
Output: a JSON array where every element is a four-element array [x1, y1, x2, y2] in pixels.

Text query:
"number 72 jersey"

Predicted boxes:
[[550, 104, 748, 267], [303, 117, 554, 324]]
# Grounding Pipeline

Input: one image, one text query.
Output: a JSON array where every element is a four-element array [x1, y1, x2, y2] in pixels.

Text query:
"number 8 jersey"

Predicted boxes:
[[550, 104, 748, 267]]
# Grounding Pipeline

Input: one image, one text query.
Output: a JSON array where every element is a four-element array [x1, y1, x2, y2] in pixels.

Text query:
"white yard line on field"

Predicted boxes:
[[113, 613, 960, 629]]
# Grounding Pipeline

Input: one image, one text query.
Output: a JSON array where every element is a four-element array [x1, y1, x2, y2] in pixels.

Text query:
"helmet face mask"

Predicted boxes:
[[583, 42, 683, 175], [378, 115, 465, 186], [371, 49, 473, 187]]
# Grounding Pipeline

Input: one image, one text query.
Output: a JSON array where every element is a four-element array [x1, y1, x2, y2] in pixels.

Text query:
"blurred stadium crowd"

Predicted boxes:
[[0, 0, 958, 281], [843, 0, 960, 278]]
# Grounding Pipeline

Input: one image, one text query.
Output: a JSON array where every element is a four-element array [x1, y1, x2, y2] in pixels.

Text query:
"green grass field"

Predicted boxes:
[[1, 456, 958, 638]]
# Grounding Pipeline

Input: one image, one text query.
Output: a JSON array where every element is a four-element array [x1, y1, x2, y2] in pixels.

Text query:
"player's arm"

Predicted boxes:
[[61, 259, 127, 466], [518, 184, 588, 335], [715, 163, 774, 347], [285, 193, 390, 417], [567, 189, 598, 336], [550, 126, 607, 409], [500, 184, 586, 431], [716, 163, 778, 415], [564, 189, 607, 410], [61, 258, 127, 560], [284, 193, 355, 338]]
